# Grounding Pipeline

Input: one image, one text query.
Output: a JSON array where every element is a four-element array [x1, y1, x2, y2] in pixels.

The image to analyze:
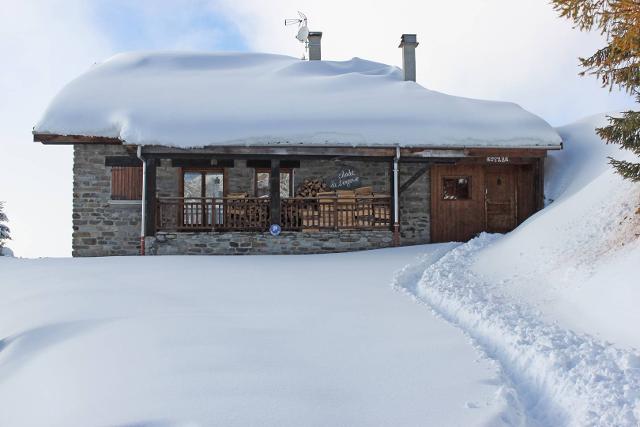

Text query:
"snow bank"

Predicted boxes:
[[394, 114, 640, 425], [394, 235, 640, 426], [473, 113, 640, 348], [34, 52, 562, 148]]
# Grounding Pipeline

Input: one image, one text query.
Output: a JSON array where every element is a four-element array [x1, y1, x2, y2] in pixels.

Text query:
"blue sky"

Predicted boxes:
[[91, 1, 249, 52]]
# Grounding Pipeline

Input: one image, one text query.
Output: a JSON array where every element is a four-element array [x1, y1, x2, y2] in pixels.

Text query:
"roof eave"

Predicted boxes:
[[33, 132, 123, 145], [33, 132, 563, 152]]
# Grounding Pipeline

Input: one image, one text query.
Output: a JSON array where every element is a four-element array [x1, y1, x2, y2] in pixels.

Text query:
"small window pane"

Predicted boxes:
[[256, 172, 270, 197], [183, 172, 202, 199], [205, 173, 224, 198], [443, 177, 470, 200]]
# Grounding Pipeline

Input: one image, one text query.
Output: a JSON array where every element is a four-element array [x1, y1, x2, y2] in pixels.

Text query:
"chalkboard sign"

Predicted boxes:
[[328, 168, 361, 190]]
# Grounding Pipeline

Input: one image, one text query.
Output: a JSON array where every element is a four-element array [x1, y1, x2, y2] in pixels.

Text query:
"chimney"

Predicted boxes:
[[399, 34, 418, 82], [308, 31, 322, 60]]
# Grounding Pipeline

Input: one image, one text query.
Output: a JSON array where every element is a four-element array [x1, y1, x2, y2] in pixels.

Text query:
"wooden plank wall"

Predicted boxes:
[[431, 162, 542, 242]]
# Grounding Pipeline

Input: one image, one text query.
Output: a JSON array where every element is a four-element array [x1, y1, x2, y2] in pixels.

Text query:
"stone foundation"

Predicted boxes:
[[146, 231, 394, 255]]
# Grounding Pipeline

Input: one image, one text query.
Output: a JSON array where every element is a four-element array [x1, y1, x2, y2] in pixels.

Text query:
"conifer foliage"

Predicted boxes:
[[0, 201, 10, 249], [552, 0, 640, 181]]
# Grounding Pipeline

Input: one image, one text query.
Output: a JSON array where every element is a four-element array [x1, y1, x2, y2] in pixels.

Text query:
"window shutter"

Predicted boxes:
[[111, 166, 143, 200]]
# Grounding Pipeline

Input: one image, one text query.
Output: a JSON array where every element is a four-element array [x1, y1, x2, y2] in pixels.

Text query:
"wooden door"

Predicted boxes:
[[484, 168, 517, 233], [431, 165, 485, 242]]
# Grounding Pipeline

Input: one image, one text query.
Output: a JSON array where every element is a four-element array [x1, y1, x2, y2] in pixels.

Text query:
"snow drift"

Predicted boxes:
[[474, 113, 640, 348], [34, 52, 562, 148], [395, 113, 640, 426]]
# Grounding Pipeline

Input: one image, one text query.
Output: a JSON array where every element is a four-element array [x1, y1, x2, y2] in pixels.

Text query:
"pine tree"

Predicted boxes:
[[0, 201, 10, 248], [552, 0, 640, 181]]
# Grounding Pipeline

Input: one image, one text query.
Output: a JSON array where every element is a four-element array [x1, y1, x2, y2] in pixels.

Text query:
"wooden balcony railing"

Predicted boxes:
[[280, 196, 391, 231], [156, 196, 391, 232], [156, 197, 270, 232]]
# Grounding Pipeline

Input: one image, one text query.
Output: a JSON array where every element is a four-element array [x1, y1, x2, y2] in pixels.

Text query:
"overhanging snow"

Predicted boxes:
[[35, 51, 562, 148]]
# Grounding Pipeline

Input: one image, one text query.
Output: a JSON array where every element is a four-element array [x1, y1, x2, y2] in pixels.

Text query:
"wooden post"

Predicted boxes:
[[270, 159, 281, 226], [536, 157, 545, 211], [143, 158, 157, 239]]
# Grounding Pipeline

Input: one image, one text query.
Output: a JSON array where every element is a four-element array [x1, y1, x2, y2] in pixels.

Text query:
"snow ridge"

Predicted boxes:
[[393, 235, 640, 427]]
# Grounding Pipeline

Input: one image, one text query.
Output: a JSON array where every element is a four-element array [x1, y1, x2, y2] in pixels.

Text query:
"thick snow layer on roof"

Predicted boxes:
[[35, 52, 562, 148]]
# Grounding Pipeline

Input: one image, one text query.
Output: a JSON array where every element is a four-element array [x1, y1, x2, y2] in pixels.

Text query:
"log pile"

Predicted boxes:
[[296, 178, 329, 197]]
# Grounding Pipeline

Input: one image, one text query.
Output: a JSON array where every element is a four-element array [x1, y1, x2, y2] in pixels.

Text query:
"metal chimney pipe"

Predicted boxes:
[[399, 34, 418, 82], [308, 31, 322, 60]]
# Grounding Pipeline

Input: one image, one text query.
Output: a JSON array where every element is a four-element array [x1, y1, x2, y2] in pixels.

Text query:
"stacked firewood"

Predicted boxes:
[[296, 178, 329, 197]]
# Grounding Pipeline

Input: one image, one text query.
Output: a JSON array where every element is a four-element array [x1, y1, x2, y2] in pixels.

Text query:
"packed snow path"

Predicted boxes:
[[0, 247, 514, 427], [394, 235, 640, 427]]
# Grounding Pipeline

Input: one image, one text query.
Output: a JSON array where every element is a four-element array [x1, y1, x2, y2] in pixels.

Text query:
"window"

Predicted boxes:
[[181, 169, 225, 226], [255, 169, 292, 198], [111, 166, 142, 200], [182, 170, 225, 199], [443, 176, 470, 200]]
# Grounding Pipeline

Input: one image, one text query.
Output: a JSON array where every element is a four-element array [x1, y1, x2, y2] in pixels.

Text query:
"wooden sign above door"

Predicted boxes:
[[486, 156, 510, 163]]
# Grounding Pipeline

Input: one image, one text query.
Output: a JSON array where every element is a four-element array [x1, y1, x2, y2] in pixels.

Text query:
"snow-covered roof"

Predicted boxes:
[[35, 52, 562, 149]]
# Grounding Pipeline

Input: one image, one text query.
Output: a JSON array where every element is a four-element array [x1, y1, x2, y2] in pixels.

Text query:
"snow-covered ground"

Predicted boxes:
[[394, 114, 640, 426], [0, 247, 515, 427]]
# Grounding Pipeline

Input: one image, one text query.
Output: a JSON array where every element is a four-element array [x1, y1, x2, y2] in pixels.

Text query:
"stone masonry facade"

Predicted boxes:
[[146, 231, 394, 255], [73, 144, 430, 256], [73, 144, 142, 257]]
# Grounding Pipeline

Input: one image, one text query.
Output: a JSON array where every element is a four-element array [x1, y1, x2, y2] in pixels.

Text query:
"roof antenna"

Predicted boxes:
[[284, 11, 309, 60]]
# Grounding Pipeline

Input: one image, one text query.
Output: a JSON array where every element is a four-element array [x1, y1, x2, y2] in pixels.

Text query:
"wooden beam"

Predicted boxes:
[[247, 159, 300, 169], [536, 157, 545, 210], [270, 160, 281, 227], [34, 133, 122, 145], [401, 148, 466, 158], [246, 160, 272, 169], [399, 164, 430, 194], [141, 145, 396, 158], [105, 156, 142, 167], [400, 147, 556, 158], [143, 159, 157, 237], [464, 148, 549, 158]]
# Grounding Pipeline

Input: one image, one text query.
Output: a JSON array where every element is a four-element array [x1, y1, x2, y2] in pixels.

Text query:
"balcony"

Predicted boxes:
[[156, 195, 392, 232]]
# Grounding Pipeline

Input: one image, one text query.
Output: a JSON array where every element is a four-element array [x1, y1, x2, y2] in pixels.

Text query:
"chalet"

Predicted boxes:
[[34, 34, 562, 256]]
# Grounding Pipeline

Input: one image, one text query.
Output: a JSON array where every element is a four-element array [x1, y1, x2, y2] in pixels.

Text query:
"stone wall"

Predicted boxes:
[[146, 230, 394, 255], [398, 162, 430, 245], [227, 159, 255, 194], [295, 159, 390, 194], [73, 144, 142, 257], [73, 146, 431, 256]]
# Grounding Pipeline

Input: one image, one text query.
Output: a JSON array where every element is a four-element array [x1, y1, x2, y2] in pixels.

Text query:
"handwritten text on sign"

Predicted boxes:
[[328, 168, 361, 189]]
